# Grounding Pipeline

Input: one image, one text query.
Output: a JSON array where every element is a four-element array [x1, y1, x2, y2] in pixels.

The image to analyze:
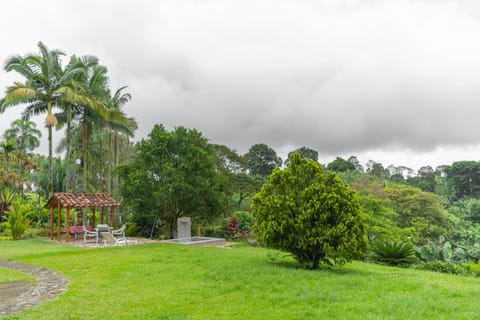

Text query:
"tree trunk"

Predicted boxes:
[[82, 119, 88, 193]]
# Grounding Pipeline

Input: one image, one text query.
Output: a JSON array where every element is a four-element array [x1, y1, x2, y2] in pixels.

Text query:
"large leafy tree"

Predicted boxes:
[[284, 146, 319, 166], [445, 161, 480, 201], [212, 144, 263, 212], [327, 156, 356, 172], [252, 153, 368, 269], [244, 143, 282, 177], [1, 42, 85, 196], [118, 124, 225, 237], [384, 184, 449, 244]]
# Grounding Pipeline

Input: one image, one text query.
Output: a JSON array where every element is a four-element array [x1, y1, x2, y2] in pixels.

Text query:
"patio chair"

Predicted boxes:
[[101, 231, 128, 246], [83, 225, 98, 244], [111, 225, 126, 238]]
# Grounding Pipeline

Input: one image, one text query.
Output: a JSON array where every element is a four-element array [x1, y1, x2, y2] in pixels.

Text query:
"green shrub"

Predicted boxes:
[[370, 241, 417, 267], [415, 260, 464, 275], [125, 222, 138, 237], [232, 211, 254, 232], [463, 260, 480, 277], [253, 153, 368, 270], [2, 200, 32, 240]]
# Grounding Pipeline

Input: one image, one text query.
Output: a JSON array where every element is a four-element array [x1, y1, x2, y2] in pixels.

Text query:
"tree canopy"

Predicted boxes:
[[118, 124, 225, 237], [244, 143, 282, 177]]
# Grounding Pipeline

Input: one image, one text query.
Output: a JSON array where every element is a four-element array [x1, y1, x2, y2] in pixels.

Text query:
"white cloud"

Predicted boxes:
[[1, 0, 480, 171]]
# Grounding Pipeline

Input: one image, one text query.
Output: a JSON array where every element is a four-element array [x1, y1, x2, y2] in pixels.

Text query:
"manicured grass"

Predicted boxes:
[[2, 238, 480, 319], [0, 267, 35, 285]]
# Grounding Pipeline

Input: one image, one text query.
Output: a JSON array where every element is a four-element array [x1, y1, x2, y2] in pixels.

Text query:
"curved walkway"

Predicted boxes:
[[0, 260, 68, 315]]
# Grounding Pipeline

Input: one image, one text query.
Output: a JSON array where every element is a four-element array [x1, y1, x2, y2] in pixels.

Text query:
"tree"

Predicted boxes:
[[285, 146, 319, 165], [1, 42, 85, 197], [327, 157, 356, 172], [3, 119, 42, 196], [384, 184, 449, 244], [407, 172, 437, 193], [368, 162, 390, 179], [54, 54, 101, 193], [348, 156, 364, 172], [351, 178, 409, 242], [212, 145, 261, 212], [3, 119, 41, 155], [118, 124, 225, 237], [244, 143, 282, 177], [252, 153, 368, 269], [445, 161, 480, 200]]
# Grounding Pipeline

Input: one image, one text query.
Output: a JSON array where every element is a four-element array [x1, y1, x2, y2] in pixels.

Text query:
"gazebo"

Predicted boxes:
[[45, 193, 121, 241]]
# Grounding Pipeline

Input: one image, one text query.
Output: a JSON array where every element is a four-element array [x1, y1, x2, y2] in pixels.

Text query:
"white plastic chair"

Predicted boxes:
[[111, 225, 126, 238], [83, 226, 98, 244], [101, 232, 128, 246]]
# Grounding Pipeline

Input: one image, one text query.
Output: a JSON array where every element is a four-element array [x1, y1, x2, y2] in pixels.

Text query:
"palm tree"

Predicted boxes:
[[104, 87, 137, 195], [3, 119, 42, 155], [76, 64, 109, 192], [1, 42, 84, 197], [3, 119, 42, 196], [54, 54, 101, 192], [0, 140, 18, 188]]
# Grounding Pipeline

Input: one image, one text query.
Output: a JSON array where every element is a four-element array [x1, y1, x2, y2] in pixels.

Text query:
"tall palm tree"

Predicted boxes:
[[1, 42, 84, 197], [3, 119, 42, 196], [54, 54, 101, 192], [104, 87, 137, 196], [76, 64, 109, 192]]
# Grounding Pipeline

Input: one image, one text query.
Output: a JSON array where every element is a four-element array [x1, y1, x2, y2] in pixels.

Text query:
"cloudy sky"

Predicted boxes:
[[2, 0, 480, 171]]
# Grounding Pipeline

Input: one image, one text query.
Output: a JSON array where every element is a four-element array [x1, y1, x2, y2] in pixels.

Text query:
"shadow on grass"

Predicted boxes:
[[263, 250, 373, 276]]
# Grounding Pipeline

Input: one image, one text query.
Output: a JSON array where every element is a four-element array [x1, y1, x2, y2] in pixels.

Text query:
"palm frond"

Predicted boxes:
[[2, 84, 44, 107]]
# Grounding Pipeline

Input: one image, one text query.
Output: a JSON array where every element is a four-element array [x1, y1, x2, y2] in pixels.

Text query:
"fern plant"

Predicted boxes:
[[370, 240, 417, 267]]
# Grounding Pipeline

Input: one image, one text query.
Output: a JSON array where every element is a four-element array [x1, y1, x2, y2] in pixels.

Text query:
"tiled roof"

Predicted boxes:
[[44, 193, 120, 209]]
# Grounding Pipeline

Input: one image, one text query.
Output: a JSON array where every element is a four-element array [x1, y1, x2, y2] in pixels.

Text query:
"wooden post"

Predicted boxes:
[[49, 208, 53, 240], [109, 207, 114, 228], [92, 208, 96, 228], [65, 207, 70, 242], [101, 207, 105, 224], [57, 203, 61, 241]]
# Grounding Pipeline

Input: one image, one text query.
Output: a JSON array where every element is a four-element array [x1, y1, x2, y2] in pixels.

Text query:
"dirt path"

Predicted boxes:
[[0, 260, 68, 315]]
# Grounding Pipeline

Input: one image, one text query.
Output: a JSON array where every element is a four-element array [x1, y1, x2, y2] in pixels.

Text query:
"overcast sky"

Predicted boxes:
[[2, 0, 480, 171]]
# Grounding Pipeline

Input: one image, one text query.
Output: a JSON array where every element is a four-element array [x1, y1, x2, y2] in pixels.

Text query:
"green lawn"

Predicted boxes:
[[0, 267, 35, 285], [1, 238, 480, 319]]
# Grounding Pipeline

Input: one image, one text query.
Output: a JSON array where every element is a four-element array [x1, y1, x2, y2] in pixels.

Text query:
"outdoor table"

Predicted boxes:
[[68, 225, 93, 241]]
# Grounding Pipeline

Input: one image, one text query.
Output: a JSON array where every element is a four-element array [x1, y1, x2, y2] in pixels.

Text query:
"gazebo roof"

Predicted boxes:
[[44, 193, 120, 209]]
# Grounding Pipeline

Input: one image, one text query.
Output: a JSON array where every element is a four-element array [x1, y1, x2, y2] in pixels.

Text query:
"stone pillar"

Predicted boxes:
[[177, 217, 191, 239]]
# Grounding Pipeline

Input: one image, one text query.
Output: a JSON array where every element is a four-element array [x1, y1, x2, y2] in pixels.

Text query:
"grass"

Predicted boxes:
[[1, 238, 480, 319], [0, 267, 35, 285]]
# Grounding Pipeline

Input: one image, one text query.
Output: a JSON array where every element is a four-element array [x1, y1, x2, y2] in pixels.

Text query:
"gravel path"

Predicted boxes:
[[0, 260, 68, 315]]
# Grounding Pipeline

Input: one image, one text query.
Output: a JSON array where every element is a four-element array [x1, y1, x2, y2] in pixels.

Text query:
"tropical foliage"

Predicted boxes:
[[369, 240, 417, 266]]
